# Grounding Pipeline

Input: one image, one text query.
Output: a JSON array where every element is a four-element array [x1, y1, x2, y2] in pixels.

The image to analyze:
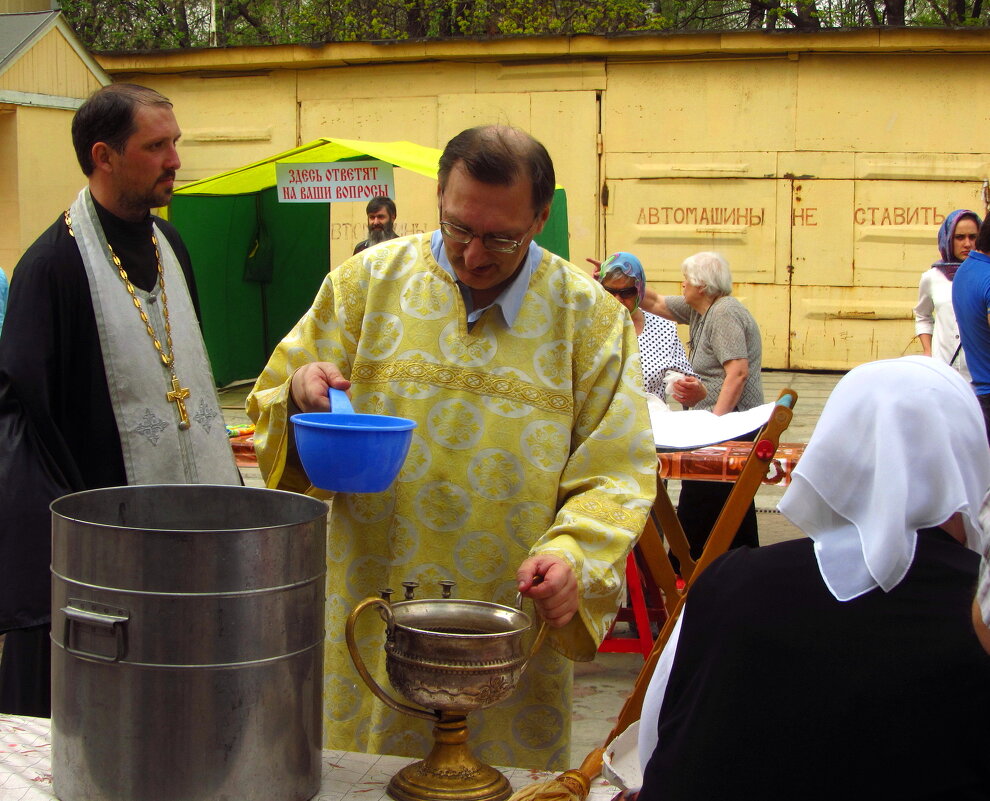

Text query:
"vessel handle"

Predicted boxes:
[[61, 604, 129, 663], [514, 593, 548, 676], [345, 597, 440, 723]]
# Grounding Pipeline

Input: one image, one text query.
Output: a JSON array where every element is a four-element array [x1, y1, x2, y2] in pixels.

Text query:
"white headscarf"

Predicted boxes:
[[778, 356, 990, 601]]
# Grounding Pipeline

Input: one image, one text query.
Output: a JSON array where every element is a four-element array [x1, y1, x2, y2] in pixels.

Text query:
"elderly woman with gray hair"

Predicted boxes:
[[643, 251, 764, 559]]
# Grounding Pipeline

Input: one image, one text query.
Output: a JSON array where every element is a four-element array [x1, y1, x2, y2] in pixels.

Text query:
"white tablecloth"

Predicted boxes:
[[1, 714, 619, 800]]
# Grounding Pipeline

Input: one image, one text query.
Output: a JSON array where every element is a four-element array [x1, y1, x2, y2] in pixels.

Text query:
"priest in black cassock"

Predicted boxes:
[[0, 83, 241, 716]]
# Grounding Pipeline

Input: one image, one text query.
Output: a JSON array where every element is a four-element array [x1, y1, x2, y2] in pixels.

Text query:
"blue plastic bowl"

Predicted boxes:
[[291, 389, 416, 493]]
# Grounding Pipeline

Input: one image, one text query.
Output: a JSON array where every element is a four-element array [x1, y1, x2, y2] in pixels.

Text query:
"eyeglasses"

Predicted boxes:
[[603, 286, 639, 300], [439, 221, 528, 254], [438, 196, 537, 254]]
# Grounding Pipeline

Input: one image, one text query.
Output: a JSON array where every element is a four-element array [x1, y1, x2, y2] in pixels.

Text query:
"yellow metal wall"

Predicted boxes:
[[166, 72, 299, 183], [141, 60, 603, 269], [71, 33, 990, 369], [600, 50, 990, 368]]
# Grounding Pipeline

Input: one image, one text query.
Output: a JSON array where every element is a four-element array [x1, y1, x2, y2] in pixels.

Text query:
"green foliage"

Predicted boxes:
[[439, 0, 671, 36], [60, 0, 205, 49], [58, 0, 989, 51]]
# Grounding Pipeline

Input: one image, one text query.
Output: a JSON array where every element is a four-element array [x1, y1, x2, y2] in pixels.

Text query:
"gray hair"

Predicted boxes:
[[682, 251, 733, 298]]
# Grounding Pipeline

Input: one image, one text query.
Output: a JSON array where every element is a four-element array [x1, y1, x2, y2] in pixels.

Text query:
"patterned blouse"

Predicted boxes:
[[639, 310, 694, 401]]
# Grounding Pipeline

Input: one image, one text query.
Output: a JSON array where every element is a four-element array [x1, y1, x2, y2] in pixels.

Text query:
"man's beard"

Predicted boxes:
[[367, 223, 396, 244], [119, 174, 175, 216]]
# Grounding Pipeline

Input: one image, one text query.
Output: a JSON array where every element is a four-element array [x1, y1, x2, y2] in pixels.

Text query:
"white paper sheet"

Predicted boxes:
[[602, 719, 642, 792], [652, 401, 777, 451]]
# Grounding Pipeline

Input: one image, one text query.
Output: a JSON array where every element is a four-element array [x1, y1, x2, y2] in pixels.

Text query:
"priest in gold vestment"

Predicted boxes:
[[248, 125, 656, 769]]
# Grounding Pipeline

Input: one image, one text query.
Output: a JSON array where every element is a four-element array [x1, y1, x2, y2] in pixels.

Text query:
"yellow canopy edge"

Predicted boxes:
[[176, 138, 442, 196]]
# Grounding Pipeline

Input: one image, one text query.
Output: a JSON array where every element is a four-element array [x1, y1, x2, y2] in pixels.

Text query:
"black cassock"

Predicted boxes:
[[0, 201, 197, 714], [639, 530, 990, 801]]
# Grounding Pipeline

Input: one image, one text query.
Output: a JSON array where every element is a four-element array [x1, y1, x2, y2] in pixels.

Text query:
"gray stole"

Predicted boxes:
[[68, 188, 240, 486]]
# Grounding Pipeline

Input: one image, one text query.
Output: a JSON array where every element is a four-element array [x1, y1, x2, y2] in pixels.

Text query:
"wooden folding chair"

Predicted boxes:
[[615, 387, 797, 715], [598, 388, 798, 657]]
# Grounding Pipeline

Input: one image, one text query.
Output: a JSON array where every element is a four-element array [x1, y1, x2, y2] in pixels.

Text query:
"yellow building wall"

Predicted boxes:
[[1, 17, 104, 269], [16, 105, 80, 240], [0, 0, 54, 11], [0, 110, 17, 274], [1, 106, 79, 269], [82, 32, 990, 370], [0, 26, 103, 98]]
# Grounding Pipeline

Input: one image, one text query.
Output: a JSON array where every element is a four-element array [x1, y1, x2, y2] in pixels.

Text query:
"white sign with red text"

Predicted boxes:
[[275, 160, 395, 203]]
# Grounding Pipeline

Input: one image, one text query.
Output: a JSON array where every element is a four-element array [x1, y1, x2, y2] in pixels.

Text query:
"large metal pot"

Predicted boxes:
[[50, 484, 328, 801]]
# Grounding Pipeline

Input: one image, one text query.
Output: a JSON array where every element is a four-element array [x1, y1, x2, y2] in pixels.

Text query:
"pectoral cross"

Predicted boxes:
[[167, 374, 191, 430]]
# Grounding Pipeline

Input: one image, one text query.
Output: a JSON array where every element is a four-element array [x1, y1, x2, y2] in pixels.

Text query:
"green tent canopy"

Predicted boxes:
[[171, 137, 570, 385]]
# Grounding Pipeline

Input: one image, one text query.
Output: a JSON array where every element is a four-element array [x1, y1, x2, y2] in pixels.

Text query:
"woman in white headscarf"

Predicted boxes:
[[634, 356, 990, 801]]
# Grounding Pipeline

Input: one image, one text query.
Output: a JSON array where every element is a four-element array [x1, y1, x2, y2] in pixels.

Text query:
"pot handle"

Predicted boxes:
[[62, 603, 129, 663], [345, 597, 440, 723]]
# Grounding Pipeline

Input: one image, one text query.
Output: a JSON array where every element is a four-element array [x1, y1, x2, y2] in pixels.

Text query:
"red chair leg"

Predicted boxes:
[[598, 552, 657, 660]]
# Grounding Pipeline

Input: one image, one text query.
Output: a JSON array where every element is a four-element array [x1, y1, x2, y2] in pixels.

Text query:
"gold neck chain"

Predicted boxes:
[[64, 209, 192, 430]]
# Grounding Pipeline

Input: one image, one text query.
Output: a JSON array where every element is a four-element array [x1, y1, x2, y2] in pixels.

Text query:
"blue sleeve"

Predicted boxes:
[[0, 270, 8, 332]]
